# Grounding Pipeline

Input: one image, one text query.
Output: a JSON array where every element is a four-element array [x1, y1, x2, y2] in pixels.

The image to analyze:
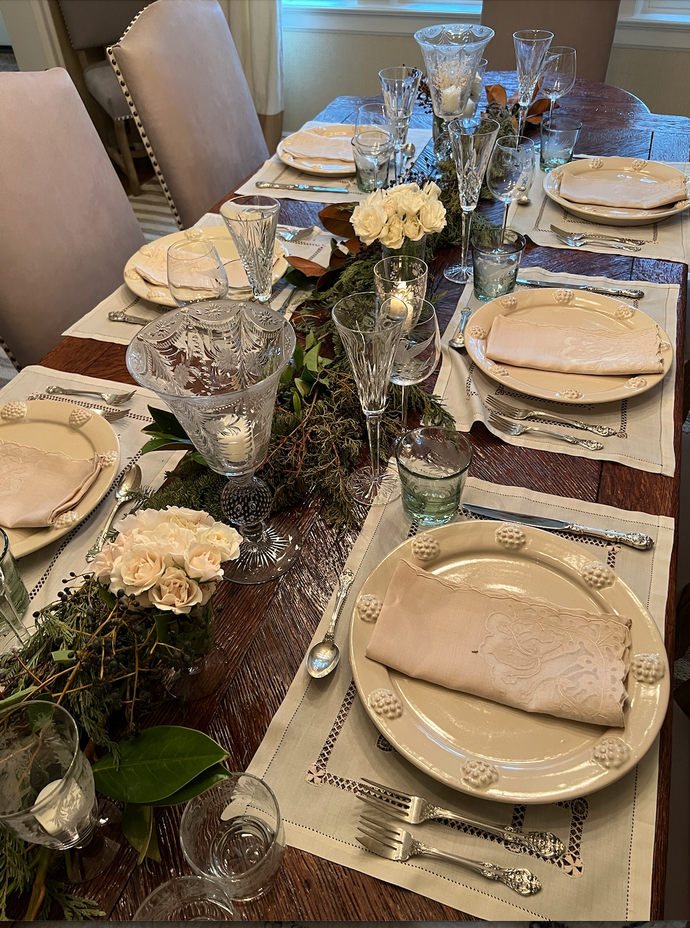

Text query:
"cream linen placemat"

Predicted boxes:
[[510, 162, 690, 262], [249, 477, 673, 920], [435, 268, 678, 476], [236, 122, 433, 204], [0, 365, 185, 642], [62, 213, 328, 345]]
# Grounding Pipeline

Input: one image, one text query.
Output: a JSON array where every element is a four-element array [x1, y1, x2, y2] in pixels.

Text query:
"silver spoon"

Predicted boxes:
[[108, 310, 154, 325], [305, 568, 355, 678], [85, 463, 143, 562], [448, 308, 472, 350], [400, 141, 416, 177]]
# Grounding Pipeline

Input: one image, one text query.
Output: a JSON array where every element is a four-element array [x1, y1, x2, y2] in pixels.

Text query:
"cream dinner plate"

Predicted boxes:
[[276, 124, 356, 176], [0, 401, 120, 558], [464, 288, 673, 404], [543, 156, 690, 226], [124, 228, 288, 308], [349, 521, 669, 804]]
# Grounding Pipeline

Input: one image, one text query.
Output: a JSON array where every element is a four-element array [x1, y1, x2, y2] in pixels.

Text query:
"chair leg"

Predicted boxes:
[[114, 119, 141, 196]]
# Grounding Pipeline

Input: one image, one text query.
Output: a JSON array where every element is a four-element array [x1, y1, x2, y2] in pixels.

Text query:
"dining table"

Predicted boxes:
[[13, 73, 690, 920]]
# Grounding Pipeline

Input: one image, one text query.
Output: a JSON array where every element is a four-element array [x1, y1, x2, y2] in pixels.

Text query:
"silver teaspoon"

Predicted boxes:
[[305, 568, 355, 678], [448, 308, 472, 350], [85, 463, 142, 562]]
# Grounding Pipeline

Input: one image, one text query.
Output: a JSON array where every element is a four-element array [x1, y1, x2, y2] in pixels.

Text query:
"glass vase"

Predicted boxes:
[[381, 234, 427, 261], [157, 599, 225, 702]]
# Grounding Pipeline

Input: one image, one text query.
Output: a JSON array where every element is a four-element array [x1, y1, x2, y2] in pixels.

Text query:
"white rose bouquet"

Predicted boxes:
[[350, 182, 447, 251]]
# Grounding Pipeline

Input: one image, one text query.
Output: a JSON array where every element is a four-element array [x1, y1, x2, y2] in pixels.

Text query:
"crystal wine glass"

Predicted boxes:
[[126, 300, 301, 584], [389, 300, 441, 431], [445, 115, 500, 283], [541, 46, 577, 122], [486, 135, 536, 241], [220, 195, 280, 304], [513, 29, 554, 136], [332, 292, 404, 506], [0, 700, 120, 882], [378, 66, 422, 183], [167, 240, 229, 307]]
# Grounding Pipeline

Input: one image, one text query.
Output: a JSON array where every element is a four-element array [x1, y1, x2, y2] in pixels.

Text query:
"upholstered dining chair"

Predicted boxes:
[[108, 0, 269, 229], [58, 0, 149, 195], [0, 69, 145, 369], [480, 0, 621, 83]]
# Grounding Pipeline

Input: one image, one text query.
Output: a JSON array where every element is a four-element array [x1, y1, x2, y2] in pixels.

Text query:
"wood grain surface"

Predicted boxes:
[[34, 76, 688, 920]]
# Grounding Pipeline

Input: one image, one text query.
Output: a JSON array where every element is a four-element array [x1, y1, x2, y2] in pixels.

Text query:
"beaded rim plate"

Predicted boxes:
[[124, 228, 288, 308], [543, 156, 690, 226], [0, 401, 120, 558], [276, 124, 356, 176], [463, 288, 673, 404], [349, 521, 669, 803]]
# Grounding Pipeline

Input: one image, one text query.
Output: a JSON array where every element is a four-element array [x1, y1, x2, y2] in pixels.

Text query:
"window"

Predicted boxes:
[[282, 0, 482, 35]]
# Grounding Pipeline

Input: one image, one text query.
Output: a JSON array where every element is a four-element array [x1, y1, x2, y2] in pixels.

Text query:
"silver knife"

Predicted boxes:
[[462, 504, 654, 550], [516, 278, 645, 300], [256, 181, 351, 194]]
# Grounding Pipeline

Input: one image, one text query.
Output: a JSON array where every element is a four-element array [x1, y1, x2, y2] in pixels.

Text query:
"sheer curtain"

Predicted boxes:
[[220, 0, 284, 153]]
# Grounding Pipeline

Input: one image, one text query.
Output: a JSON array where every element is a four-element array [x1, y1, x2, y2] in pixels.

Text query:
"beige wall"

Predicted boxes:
[[284, 30, 690, 132]]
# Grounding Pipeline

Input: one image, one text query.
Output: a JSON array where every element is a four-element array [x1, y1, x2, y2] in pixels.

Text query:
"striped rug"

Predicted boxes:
[[128, 177, 179, 241]]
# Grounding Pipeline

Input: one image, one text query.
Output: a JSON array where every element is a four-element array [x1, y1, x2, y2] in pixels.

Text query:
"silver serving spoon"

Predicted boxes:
[[448, 308, 472, 350], [305, 568, 355, 678], [85, 463, 142, 562]]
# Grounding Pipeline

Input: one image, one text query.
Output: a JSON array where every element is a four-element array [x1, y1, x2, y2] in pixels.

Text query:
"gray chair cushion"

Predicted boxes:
[[84, 60, 131, 121]]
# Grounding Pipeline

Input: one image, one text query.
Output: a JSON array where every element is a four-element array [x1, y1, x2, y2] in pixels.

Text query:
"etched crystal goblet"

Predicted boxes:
[[126, 300, 300, 584], [378, 66, 422, 183], [220, 195, 280, 304], [513, 29, 553, 136]]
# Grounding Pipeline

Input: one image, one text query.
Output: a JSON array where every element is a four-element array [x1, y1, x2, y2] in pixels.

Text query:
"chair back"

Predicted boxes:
[[109, 0, 269, 229], [58, 0, 149, 50], [0, 70, 145, 368], [481, 0, 620, 83]]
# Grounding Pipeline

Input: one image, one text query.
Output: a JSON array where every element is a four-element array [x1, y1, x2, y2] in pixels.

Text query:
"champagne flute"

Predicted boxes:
[[486, 135, 536, 242], [389, 300, 441, 431], [378, 67, 422, 183], [513, 29, 553, 136], [541, 46, 577, 122], [167, 240, 229, 307]]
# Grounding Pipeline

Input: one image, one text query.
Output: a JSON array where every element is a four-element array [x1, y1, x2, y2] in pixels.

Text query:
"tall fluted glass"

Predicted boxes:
[[486, 135, 536, 241], [513, 29, 553, 136], [378, 66, 422, 183], [220, 196, 280, 304], [332, 292, 404, 506], [126, 301, 300, 583], [445, 116, 500, 283]]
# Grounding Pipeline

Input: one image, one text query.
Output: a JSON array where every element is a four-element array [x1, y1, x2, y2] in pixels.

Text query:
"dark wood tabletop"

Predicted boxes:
[[37, 76, 688, 920]]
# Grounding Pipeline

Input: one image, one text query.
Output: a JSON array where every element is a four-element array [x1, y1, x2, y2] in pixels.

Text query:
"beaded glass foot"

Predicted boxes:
[[347, 465, 400, 507]]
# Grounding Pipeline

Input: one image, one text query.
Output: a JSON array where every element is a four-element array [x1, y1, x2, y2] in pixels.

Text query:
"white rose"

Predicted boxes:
[[184, 542, 224, 582], [91, 536, 125, 584], [378, 215, 405, 250], [197, 523, 242, 561], [381, 195, 399, 219], [418, 199, 447, 233], [402, 216, 425, 241], [164, 506, 215, 530], [111, 544, 168, 596], [149, 521, 196, 556], [115, 508, 168, 536], [149, 567, 203, 614], [351, 202, 387, 245], [421, 181, 441, 201], [396, 192, 424, 217], [391, 183, 420, 197]]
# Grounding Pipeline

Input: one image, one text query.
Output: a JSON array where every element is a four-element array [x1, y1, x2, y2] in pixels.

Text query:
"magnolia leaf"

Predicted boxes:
[[318, 204, 356, 238], [285, 256, 325, 278], [146, 407, 189, 439], [149, 764, 233, 806], [344, 237, 361, 254], [284, 266, 312, 289], [485, 83, 508, 108], [141, 437, 193, 455], [122, 804, 160, 864], [93, 726, 229, 804], [314, 266, 345, 293]]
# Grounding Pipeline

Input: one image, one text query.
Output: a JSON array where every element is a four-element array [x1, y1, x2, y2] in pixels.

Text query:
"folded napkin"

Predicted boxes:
[[0, 441, 103, 528], [133, 247, 225, 290], [365, 560, 631, 727], [558, 170, 686, 209], [485, 314, 663, 375], [281, 128, 354, 165]]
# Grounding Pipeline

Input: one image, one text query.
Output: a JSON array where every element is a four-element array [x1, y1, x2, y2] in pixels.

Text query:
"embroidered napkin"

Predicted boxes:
[[558, 171, 686, 209], [281, 128, 355, 164], [133, 246, 226, 290], [365, 559, 632, 727], [0, 441, 103, 528], [485, 314, 664, 375]]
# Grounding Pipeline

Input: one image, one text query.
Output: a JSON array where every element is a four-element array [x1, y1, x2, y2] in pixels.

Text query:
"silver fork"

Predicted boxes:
[[46, 386, 135, 405], [485, 396, 616, 437], [358, 778, 564, 859], [551, 230, 641, 253], [276, 225, 319, 243], [489, 412, 604, 451], [550, 224, 645, 246], [90, 407, 130, 422], [357, 814, 542, 896]]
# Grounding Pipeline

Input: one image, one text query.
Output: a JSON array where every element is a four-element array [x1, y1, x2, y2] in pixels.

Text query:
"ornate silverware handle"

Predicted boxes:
[[581, 286, 645, 299], [581, 239, 641, 252], [563, 522, 654, 549], [533, 412, 615, 437], [427, 807, 563, 859], [46, 386, 92, 397], [580, 232, 645, 245], [532, 426, 604, 451], [85, 499, 131, 563], [414, 840, 541, 895], [324, 568, 355, 641]]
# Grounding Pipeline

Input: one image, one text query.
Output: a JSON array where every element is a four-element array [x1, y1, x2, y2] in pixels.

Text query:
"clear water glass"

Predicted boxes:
[[332, 292, 404, 505], [180, 774, 285, 902], [540, 115, 582, 172], [445, 115, 500, 283], [486, 135, 536, 240], [513, 29, 554, 135], [167, 240, 229, 307], [220, 195, 280, 304], [352, 129, 394, 193], [134, 876, 237, 920], [0, 528, 29, 643], [378, 66, 422, 181], [541, 46, 577, 122], [396, 428, 472, 526], [471, 228, 526, 302], [389, 300, 441, 430]]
